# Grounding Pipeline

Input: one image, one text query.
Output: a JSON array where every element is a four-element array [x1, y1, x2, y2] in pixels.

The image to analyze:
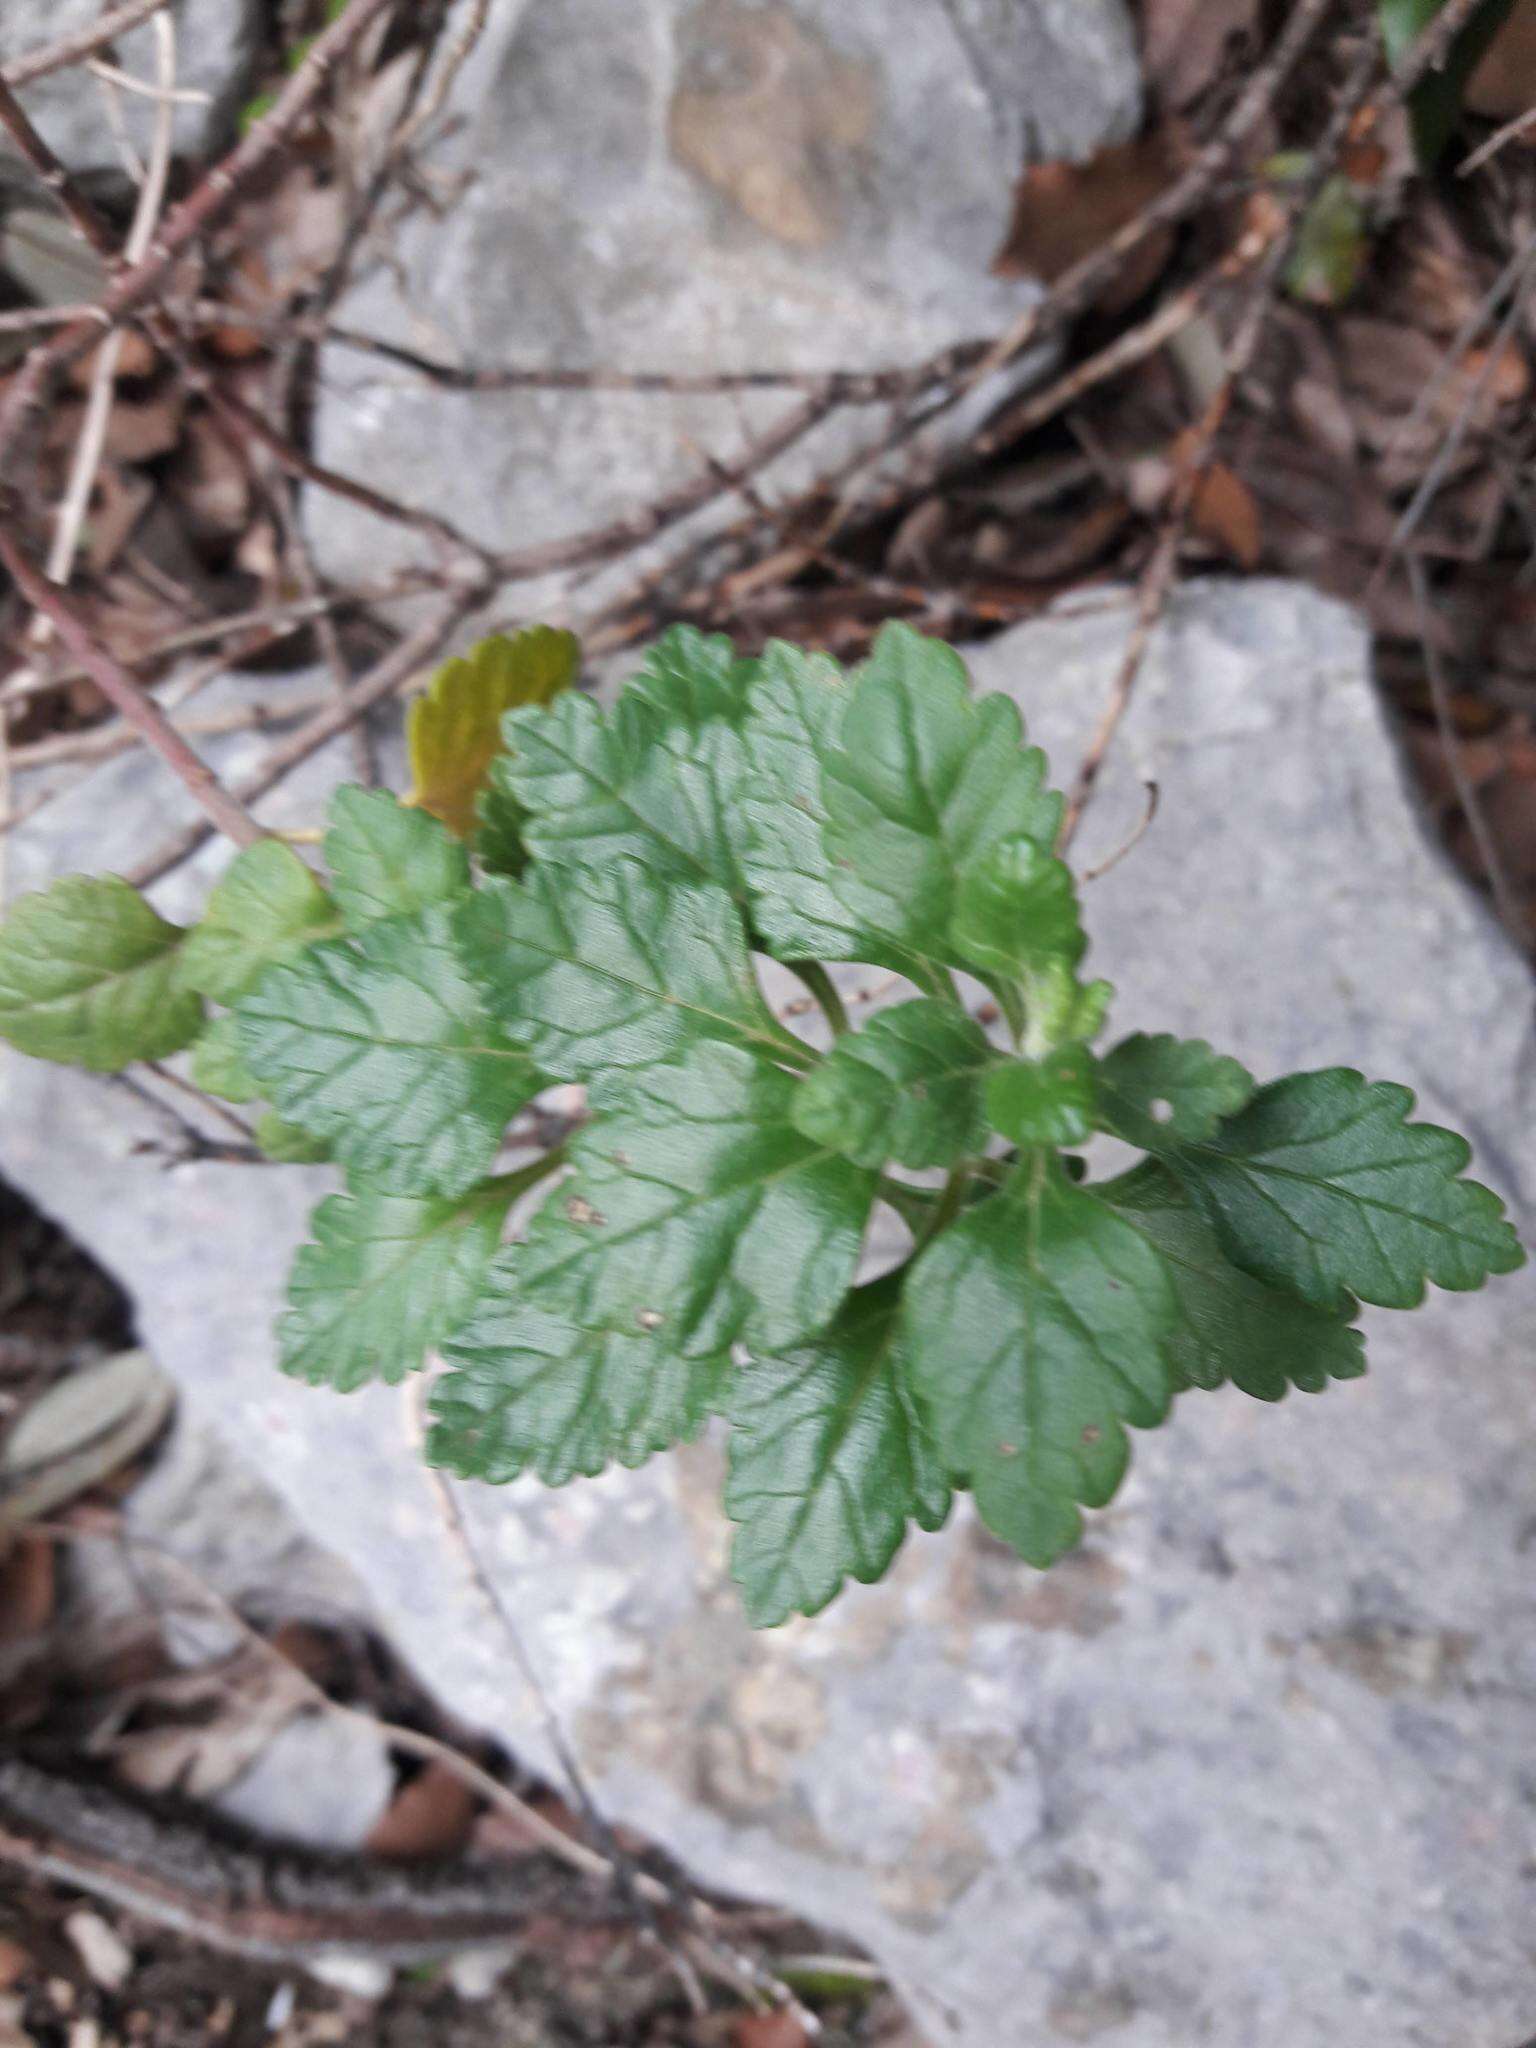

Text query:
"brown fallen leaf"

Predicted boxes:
[[108, 1645, 311, 1800], [1140, 0, 1258, 112], [1191, 461, 1262, 567], [1467, 0, 1536, 117], [991, 130, 1185, 313], [0, 1940, 29, 1993], [366, 1760, 478, 1862], [732, 2013, 811, 2048]]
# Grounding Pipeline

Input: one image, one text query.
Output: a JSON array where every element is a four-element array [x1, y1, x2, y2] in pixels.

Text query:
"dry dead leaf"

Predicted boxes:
[[366, 1760, 478, 1861], [1467, 0, 1536, 116], [0, 1534, 55, 1646], [65, 330, 157, 391], [732, 2013, 812, 2048], [109, 1645, 311, 1800], [1190, 461, 1263, 567], [1140, 0, 1258, 111], [992, 130, 1184, 312]]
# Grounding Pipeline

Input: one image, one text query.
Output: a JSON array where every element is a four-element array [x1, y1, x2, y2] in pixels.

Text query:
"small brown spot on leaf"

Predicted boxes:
[[565, 1195, 606, 1228]]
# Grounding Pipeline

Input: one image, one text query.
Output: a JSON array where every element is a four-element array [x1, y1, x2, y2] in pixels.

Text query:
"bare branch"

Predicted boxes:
[[0, 0, 168, 89], [0, 525, 267, 849]]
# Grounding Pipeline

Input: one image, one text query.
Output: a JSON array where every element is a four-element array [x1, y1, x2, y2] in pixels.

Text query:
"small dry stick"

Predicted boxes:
[[0, 0, 401, 477], [1061, 21, 1384, 851], [45, 11, 177, 595], [0, 526, 267, 849], [125, 590, 483, 886], [1, 0, 169, 88], [0, 76, 120, 267]]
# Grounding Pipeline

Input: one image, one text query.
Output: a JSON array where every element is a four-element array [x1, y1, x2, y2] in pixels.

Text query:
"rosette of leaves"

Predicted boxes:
[[0, 623, 1523, 1627]]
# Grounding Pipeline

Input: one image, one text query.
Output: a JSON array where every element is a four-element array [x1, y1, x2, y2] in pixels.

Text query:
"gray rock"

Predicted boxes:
[[308, 0, 1141, 590], [4, 582, 1535, 2048], [0, 1, 259, 175]]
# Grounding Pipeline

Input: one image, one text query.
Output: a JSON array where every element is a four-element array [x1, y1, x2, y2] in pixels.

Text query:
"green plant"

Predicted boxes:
[[0, 623, 1524, 1625]]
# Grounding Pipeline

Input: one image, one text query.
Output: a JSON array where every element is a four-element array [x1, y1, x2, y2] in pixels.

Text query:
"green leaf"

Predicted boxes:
[[0, 875, 202, 1071], [254, 1113, 331, 1164], [190, 1012, 259, 1102], [791, 999, 994, 1170], [494, 625, 753, 893], [1100, 1161, 1367, 1400], [816, 623, 1063, 983], [726, 1277, 950, 1627], [1096, 1033, 1254, 1150], [1380, 0, 1517, 167], [985, 1045, 1098, 1149], [408, 626, 578, 837], [456, 863, 800, 1085], [739, 641, 883, 966], [236, 905, 542, 1196], [281, 1175, 515, 1391], [324, 786, 471, 930], [950, 836, 1085, 983], [431, 1265, 725, 1485], [181, 841, 339, 1005], [900, 1155, 1176, 1566], [517, 1041, 879, 1356], [1162, 1068, 1526, 1313]]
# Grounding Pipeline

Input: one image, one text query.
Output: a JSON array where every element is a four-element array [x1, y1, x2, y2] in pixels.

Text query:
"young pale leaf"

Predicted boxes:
[[1100, 1161, 1366, 1399], [324, 786, 471, 930], [791, 999, 993, 1170], [181, 841, 339, 1005], [254, 1113, 331, 1163], [431, 1264, 725, 1485], [494, 626, 752, 894], [281, 1176, 514, 1391], [189, 1012, 259, 1102], [1096, 1032, 1254, 1150], [950, 836, 1085, 983], [0, 876, 202, 1071], [517, 1041, 879, 1357], [1163, 1068, 1526, 1313], [236, 904, 542, 1196], [985, 1045, 1098, 1149], [457, 863, 800, 1084], [900, 1156, 1176, 1567], [408, 625, 578, 836], [817, 623, 1063, 983], [726, 1277, 950, 1628]]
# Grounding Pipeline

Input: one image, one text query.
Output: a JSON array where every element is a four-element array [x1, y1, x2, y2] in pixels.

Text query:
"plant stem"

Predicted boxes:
[[917, 1165, 971, 1249], [788, 961, 850, 1036], [877, 1176, 937, 1234]]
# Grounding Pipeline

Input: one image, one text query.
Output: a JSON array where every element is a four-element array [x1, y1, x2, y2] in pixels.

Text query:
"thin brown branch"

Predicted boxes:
[[125, 589, 482, 887], [0, 525, 267, 850], [0, 76, 120, 267], [1, 0, 169, 88], [0, 0, 401, 479], [327, 326, 937, 402], [9, 684, 334, 770], [963, 0, 1343, 393], [1062, 23, 1383, 852]]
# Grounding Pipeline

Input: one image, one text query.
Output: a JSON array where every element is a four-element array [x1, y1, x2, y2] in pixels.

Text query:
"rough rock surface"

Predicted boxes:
[[0, 1, 259, 174], [4, 582, 1535, 2048], [308, 0, 1141, 589]]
